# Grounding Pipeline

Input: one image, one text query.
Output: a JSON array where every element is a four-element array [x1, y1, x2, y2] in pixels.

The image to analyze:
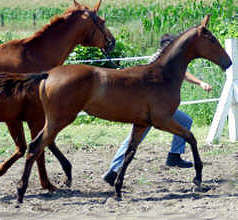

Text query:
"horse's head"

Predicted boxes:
[[69, 0, 115, 55], [191, 15, 232, 70]]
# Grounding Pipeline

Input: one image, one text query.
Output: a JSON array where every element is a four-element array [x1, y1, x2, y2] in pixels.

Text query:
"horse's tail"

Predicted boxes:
[[0, 73, 49, 97]]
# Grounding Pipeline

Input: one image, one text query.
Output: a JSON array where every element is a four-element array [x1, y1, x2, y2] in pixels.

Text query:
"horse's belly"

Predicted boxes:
[[84, 99, 149, 125]]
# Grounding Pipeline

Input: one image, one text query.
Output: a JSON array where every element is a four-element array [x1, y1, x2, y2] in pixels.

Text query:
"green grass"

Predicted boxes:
[[0, 119, 232, 156]]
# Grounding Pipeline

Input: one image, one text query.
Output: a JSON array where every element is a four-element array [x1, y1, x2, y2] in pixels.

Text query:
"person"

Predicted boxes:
[[102, 34, 212, 186]]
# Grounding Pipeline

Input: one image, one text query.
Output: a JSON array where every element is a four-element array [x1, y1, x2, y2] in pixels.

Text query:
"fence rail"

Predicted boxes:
[[70, 56, 152, 64]]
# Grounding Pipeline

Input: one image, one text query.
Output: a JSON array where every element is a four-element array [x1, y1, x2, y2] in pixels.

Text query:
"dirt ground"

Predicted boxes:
[[1, 142, 238, 220]]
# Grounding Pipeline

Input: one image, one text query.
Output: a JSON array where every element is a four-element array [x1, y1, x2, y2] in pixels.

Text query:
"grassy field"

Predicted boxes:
[[0, 120, 231, 158]]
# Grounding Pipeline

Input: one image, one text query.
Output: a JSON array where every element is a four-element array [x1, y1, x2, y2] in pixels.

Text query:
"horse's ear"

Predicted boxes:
[[201, 14, 210, 27], [73, 0, 81, 7], [93, 0, 102, 12]]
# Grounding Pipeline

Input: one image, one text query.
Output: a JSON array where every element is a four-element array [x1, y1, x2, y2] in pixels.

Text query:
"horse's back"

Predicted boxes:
[[48, 64, 97, 85]]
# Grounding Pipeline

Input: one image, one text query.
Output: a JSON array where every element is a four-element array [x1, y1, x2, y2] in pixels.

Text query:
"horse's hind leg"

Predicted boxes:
[[36, 143, 72, 189], [48, 143, 72, 187], [0, 121, 27, 176], [115, 124, 148, 199], [153, 117, 203, 187]]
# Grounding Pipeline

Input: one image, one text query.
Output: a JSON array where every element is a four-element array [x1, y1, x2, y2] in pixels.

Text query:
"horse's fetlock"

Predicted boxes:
[[195, 161, 203, 170], [66, 162, 72, 172]]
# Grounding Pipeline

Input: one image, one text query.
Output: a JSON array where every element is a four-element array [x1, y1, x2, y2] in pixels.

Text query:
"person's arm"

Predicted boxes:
[[184, 71, 212, 92]]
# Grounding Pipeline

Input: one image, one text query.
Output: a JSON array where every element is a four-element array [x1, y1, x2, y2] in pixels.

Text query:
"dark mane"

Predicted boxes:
[[149, 26, 198, 64], [0, 73, 48, 97]]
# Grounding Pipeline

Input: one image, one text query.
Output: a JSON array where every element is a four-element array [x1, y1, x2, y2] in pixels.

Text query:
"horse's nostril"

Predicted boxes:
[[225, 59, 232, 70], [220, 57, 232, 71], [106, 39, 115, 53]]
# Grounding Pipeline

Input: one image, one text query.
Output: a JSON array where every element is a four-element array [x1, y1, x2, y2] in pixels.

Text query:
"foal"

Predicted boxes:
[[0, 0, 115, 191], [17, 15, 232, 202]]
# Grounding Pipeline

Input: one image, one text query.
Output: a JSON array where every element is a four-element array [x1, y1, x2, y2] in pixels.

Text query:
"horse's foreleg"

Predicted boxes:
[[154, 118, 203, 187], [185, 132, 203, 186], [0, 121, 27, 176], [48, 142, 72, 187], [36, 143, 72, 189], [115, 125, 148, 199]]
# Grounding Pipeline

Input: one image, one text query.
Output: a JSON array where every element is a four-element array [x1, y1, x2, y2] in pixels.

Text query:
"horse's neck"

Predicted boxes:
[[153, 31, 196, 84], [26, 21, 80, 65]]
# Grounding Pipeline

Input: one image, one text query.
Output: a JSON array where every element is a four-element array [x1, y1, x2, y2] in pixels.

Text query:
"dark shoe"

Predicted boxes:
[[166, 153, 193, 168], [102, 170, 117, 186]]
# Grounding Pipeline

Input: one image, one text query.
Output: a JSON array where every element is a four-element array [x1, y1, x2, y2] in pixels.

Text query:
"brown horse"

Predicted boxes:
[[16, 15, 232, 203], [0, 0, 115, 73], [0, 0, 115, 191]]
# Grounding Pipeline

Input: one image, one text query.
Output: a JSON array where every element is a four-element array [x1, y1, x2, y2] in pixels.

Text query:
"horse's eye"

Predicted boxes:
[[202, 28, 209, 35], [100, 18, 105, 25], [210, 36, 217, 43], [91, 13, 98, 23]]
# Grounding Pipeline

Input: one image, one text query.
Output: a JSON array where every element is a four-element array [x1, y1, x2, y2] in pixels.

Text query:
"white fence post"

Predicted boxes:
[[228, 38, 238, 141], [206, 38, 238, 144]]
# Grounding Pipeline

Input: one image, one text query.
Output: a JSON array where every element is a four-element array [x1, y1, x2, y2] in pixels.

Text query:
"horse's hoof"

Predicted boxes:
[[16, 192, 23, 204], [192, 184, 211, 193], [64, 178, 72, 188], [48, 184, 57, 192], [193, 177, 201, 187], [115, 194, 122, 201], [115, 188, 122, 201], [17, 198, 23, 203], [42, 182, 57, 192], [14, 202, 22, 208], [16, 182, 25, 203]]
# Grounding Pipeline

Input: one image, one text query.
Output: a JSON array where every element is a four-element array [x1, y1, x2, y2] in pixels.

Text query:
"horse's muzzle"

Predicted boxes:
[[103, 37, 116, 55], [221, 57, 232, 71]]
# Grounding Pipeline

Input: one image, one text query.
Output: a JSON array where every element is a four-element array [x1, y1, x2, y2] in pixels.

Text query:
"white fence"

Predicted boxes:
[[207, 38, 238, 144]]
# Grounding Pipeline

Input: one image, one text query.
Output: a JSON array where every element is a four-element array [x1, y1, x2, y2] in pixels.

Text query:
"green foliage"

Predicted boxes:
[[66, 37, 141, 68]]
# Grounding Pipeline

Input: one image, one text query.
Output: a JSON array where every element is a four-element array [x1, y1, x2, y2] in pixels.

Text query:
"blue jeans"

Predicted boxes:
[[108, 109, 193, 173]]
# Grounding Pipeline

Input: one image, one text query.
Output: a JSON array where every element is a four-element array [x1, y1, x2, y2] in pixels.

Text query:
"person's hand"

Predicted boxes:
[[200, 81, 212, 92]]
